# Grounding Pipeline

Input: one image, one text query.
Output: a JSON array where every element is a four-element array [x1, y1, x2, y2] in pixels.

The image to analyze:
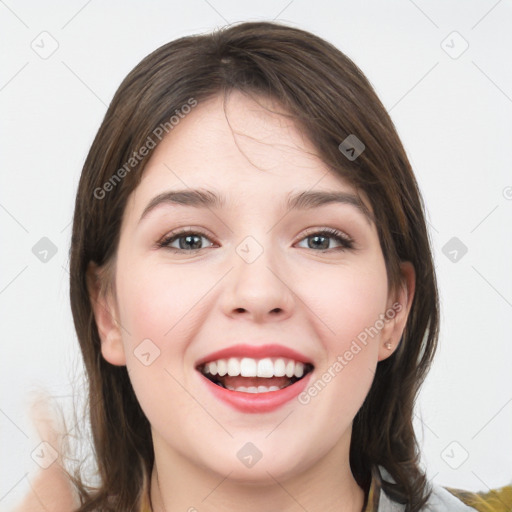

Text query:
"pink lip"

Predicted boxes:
[[198, 370, 313, 413], [195, 343, 313, 367]]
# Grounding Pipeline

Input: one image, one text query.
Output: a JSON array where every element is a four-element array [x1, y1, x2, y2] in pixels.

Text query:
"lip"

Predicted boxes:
[[195, 343, 313, 367], [198, 369, 313, 413]]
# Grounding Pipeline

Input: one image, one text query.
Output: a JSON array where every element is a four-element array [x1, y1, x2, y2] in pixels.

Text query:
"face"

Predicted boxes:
[[89, 90, 414, 484]]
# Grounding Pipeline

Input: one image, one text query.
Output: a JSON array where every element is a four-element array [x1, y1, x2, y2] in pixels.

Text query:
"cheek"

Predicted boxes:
[[297, 260, 388, 427], [116, 258, 206, 347], [304, 256, 389, 349], [114, 260, 205, 424]]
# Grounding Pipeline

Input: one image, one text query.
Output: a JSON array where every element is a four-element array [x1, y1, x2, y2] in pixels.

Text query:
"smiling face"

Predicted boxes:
[[88, 90, 414, 488]]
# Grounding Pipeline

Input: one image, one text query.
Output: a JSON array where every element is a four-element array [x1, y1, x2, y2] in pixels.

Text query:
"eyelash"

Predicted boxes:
[[156, 227, 354, 254]]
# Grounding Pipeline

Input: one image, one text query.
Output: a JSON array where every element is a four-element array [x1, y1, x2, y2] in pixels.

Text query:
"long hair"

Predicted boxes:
[[68, 20, 439, 511]]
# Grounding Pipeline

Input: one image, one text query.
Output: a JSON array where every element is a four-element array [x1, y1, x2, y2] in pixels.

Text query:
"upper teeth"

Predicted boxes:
[[202, 357, 306, 379]]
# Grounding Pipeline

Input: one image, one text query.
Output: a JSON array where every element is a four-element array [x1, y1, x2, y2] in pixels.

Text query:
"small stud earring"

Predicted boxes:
[[384, 341, 392, 350]]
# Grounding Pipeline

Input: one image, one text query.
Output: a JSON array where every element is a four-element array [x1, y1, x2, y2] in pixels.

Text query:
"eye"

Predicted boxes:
[[157, 227, 354, 254], [157, 228, 215, 253], [296, 228, 354, 252]]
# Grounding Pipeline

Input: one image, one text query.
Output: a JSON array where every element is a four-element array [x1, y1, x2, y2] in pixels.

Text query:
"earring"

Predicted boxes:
[[384, 341, 392, 350]]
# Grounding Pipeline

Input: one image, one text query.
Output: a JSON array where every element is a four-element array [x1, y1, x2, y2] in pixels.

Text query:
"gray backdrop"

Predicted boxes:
[[1, 0, 511, 509]]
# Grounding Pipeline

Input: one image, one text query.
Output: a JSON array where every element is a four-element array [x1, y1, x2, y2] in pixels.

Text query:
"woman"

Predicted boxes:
[[16, 20, 510, 512]]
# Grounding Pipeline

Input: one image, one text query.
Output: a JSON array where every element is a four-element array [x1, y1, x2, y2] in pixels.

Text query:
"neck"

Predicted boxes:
[[149, 434, 366, 512]]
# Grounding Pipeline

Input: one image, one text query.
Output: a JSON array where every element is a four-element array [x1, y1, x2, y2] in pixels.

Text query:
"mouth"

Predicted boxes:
[[196, 357, 314, 394], [194, 344, 315, 412]]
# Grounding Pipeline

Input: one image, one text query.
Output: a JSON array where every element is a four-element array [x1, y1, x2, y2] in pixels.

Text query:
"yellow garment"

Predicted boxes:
[[445, 485, 512, 512]]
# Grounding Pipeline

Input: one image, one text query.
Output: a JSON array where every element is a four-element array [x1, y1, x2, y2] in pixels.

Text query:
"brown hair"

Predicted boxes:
[[68, 20, 439, 511]]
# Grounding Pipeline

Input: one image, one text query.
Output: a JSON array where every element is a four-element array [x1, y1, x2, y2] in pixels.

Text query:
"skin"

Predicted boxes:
[[86, 90, 415, 512], [13, 396, 78, 512]]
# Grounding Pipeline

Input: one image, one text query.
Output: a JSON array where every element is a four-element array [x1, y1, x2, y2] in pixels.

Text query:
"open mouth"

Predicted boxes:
[[197, 357, 314, 394]]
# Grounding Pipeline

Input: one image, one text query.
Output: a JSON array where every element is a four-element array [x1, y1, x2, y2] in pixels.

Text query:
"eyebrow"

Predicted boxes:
[[138, 188, 374, 225]]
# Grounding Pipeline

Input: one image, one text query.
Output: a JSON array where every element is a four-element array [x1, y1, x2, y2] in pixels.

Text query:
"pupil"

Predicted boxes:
[[310, 235, 328, 250], [181, 234, 202, 250]]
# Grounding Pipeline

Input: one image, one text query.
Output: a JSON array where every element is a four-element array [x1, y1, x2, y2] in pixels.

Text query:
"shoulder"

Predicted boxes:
[[424, 484, 481, 511], [444, 484, 512, 512], [376, 482, 480, 512], [376, 465, 490, 512]]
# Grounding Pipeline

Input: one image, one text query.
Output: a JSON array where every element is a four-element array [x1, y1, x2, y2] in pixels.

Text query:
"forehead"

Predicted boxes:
[[126, 90, 370, 216]]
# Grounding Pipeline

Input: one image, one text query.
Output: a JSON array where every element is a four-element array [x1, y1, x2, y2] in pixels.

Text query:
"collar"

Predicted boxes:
[[363, 465, 407, 512]]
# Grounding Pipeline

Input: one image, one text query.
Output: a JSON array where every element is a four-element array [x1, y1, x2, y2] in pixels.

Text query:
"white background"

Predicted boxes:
[[1, 0, 511, 509]]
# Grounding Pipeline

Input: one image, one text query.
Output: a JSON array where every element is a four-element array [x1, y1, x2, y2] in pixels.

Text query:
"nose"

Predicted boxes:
[[221, 241, 295, 323]]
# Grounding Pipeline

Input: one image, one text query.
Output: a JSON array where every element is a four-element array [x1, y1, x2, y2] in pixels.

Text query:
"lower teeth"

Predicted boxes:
[[226, 385, 282, 393], [214, 379, 298, 393]]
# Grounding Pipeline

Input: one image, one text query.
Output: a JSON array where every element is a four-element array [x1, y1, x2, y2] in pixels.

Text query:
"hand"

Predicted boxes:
[[12, 391, 78, 512]]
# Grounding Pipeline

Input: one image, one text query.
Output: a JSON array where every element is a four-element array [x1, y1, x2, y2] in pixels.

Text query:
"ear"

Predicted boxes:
[[377, 261, 416, 362], [86, 261, 126, 366]]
